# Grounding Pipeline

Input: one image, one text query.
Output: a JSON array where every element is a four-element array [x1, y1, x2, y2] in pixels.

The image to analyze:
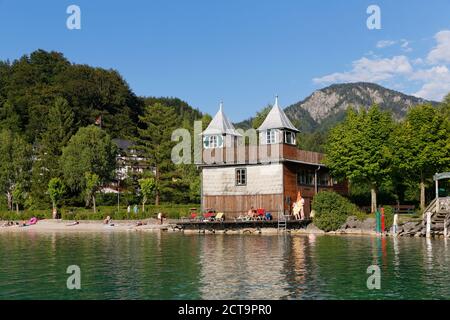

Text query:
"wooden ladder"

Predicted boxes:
[[277, 209, 287, 232]]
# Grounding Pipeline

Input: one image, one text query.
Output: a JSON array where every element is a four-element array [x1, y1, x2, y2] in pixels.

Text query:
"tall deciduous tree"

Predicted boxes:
[[392, 104, 450, 210], [325, 106, 393, 213], [0, 130, 32, 210], [84, 172, 100, 213], [61, 125, 117, 194], [137, 103, 179, 205], [12, 182, 26, 214], [48, 177, 66, 214], [139, 177, 156, 212]]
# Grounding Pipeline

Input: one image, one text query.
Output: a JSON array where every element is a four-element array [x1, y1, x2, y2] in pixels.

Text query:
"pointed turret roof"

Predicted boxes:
[[202, 101, 241, 136], [257, 96, 299, 132]]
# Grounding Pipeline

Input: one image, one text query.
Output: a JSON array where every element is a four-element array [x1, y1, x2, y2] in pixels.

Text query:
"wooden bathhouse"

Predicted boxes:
[[199, 97, 347, 219]]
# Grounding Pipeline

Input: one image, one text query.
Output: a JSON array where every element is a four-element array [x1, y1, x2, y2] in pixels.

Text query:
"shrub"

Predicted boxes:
[[312, 191, 360, 232], [0, 204, 199, 221], [382, 205, 394, 230]]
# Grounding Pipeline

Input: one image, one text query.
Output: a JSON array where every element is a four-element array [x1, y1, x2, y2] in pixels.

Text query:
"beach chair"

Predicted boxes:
[[213, 212, 224, 222], [187, 208, 200, 222], [255, 208, 266, 221], [203, 208, 216, 221]]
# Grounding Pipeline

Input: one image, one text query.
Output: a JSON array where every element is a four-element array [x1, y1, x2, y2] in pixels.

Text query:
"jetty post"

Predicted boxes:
[[426, 211, 432, 238], [375, 210, 381, 234], [445, 217, 448, 238], [393, 213, 399, 236]]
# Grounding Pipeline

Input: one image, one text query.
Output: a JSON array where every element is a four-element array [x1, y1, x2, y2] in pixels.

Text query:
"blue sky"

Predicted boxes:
[[1, 0, 449, 121]]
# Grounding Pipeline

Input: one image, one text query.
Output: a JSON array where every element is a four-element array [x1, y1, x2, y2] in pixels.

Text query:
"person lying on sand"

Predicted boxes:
[[135, 220, 147, 227], [66, 221, 79, 226], [1, 221, 14, 227]]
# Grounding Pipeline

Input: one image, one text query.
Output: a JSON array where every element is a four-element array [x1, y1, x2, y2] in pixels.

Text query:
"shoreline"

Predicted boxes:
[[0, 219, 170, 233], [0, 219, 445, 239], [0, 219, 387, 237]]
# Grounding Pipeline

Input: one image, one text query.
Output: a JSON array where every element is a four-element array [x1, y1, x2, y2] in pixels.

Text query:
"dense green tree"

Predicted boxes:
[[142, 97, 203, 126], [31, 97, 75, 206], [0, 50, 143, 143], [12, 182, 26, 214], [297, 131, 328, 153], [84, 172, 101, 212], [392, 104, 450, 210], [139, 177, 156, 211], [0, 130, 32, 210], [136, 103, 180, 205], [56, 65, 142, 138], [0, 101, 21, 133], [325, 106, 393, 213], [61, 125, 117, 193], [48, 177, 66, 214]]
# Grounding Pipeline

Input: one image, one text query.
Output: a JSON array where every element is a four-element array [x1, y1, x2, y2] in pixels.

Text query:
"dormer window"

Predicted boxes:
[[257, 96, 299, 145], [284, 131, 296, 145], [203, 135, 223, 149], [266, 129, 277, 144]]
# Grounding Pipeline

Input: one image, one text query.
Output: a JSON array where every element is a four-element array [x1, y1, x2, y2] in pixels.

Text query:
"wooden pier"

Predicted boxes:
[[172, 219, 311, 232]]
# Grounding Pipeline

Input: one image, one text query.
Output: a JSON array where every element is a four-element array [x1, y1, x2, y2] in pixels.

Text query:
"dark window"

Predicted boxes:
[[284, 131, 296, 145], [297, 169, 314, 185], [236, 168, 247, 186], [319, 172, 331, 186]]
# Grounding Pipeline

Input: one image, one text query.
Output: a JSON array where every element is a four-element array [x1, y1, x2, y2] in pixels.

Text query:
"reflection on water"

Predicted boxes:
[[0, 232, 449, 299]]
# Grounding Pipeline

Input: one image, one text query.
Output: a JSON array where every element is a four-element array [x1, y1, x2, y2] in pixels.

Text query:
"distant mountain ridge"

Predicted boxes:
[[236, 82, 437, 133]]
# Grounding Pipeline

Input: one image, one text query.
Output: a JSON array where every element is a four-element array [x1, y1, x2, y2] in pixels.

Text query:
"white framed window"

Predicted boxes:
[[284, 131, 296, 145], [265, 129, 277, 144], [203, 135, 223, 149], [236, 168, 247, 186]]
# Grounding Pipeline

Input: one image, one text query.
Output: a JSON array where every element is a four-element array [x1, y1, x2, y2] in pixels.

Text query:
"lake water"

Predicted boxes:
[[0, 231, 449, 300]]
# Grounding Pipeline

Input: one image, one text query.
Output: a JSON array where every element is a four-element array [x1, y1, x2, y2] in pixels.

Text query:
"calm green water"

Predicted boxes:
[[0, 231, 449, 300]]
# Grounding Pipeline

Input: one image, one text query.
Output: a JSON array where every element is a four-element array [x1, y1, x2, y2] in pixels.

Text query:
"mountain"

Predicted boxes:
[[236, 82, 438, 134]]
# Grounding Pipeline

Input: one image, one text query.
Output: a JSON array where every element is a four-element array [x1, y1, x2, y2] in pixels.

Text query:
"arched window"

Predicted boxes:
[[203, 135, 224, 149]]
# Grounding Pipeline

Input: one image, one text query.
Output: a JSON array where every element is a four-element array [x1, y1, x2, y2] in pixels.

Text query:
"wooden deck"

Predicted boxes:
[[172, 219, 311, 231]]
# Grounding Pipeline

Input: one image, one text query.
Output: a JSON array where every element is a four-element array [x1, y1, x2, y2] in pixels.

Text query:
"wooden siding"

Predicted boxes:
[[203, 194, 284, 219], [282, 162, 344, 218]]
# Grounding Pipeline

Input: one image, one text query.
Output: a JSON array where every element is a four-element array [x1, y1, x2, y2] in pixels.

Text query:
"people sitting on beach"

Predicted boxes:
[[1, 221, 14, 227], [247, 207, 257, 218], [18, 217, 38, 227]]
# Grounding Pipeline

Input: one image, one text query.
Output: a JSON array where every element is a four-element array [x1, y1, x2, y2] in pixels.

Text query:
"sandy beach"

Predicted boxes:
[[0, 219, 170, 233], [0, 218, 383, 236]]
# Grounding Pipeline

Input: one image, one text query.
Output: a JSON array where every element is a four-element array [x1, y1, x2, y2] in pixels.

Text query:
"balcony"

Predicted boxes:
[[199, 143, 325, 166]]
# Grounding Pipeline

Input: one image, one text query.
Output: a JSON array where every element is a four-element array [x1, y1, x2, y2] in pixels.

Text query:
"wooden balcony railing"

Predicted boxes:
[[199, 143, 325, 166]]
